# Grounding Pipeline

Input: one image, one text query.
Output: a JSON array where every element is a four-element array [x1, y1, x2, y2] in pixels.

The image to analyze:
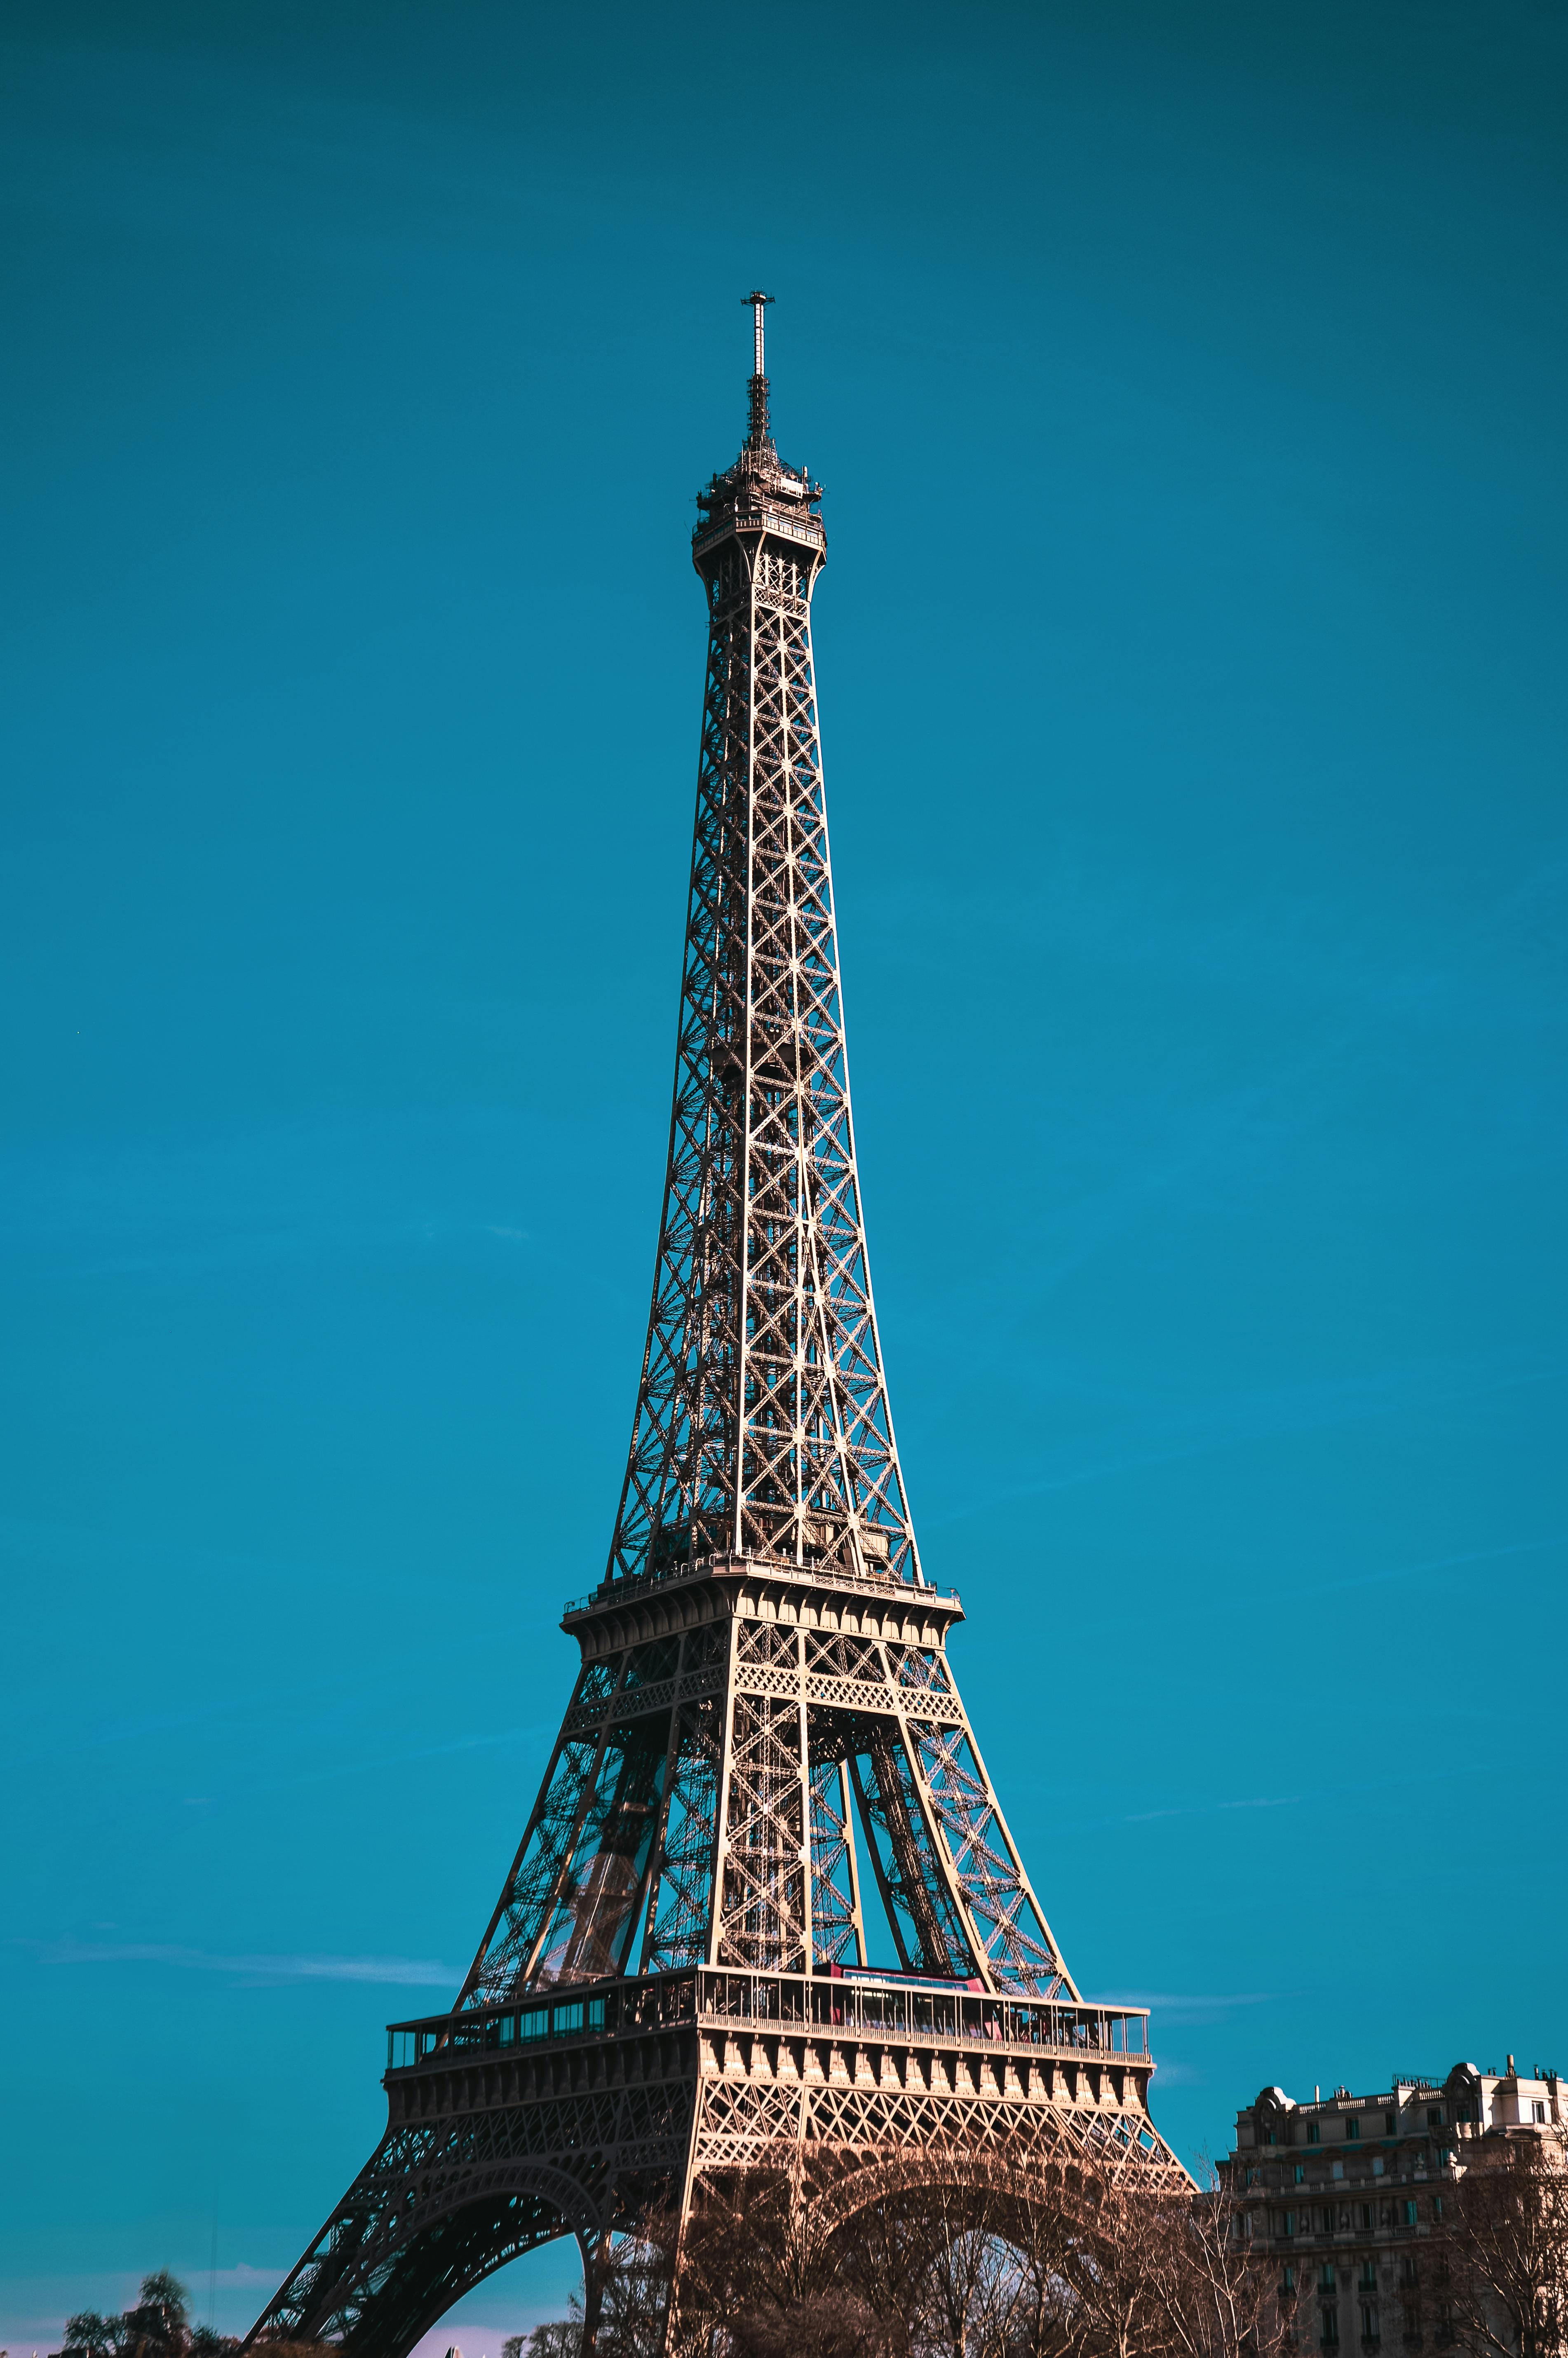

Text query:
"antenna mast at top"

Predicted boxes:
[[744, 288, 775, 447]]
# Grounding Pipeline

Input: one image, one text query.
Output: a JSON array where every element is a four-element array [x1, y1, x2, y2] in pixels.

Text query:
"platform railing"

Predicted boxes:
[[562, 1551, 963, 1620], [387, 1964, 1150, 2074]]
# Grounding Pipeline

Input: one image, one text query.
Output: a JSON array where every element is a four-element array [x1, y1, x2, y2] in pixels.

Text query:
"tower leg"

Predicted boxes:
[[578, 2225, 607, 2358]]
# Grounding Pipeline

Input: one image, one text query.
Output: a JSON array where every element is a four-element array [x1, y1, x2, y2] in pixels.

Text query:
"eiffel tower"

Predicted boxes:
[[245, 295, 1176, 2358]]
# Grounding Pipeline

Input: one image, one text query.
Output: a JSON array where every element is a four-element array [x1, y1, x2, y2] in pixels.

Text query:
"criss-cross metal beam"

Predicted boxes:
[[606, 317, 916, 1592]]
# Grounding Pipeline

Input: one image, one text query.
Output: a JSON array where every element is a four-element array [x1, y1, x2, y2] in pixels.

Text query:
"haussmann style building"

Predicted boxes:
[[1222, 2060, 1566, 2352]]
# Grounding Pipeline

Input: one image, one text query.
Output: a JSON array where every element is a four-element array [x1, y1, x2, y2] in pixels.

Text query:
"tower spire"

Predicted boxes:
[[744, 287, 774, 447]]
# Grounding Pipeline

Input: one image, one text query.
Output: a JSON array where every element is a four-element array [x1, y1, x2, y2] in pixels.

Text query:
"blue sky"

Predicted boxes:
[[2, 0, 1565, 2347]]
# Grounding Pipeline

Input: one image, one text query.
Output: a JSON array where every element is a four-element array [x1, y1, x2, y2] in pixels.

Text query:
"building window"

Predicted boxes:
[[1348, 2119, 1361, 2140], [1322, 2310, 1341, 2347], [1432, 2198, 1443, 2221], [1362, 2305, 1380, 2342], [1310, 2123, 1321, 2144], [1333, 2163, 1345, 2181], [1285, 2213, 1297, 2238], [1269, 2130, 1278, 2144], [1321, 2267, 1338, 2291], [1297, 2167, 1307, 2185], [1404, 2202, 1419, 2227], [1361, 2263, 1378, 2290], [1401, 2259, 1420, 2288], [1426, 2108, 1444, 2128], [1402, 2303, 1421, 2340], [1386, 2112, 1398, 2135], [1283, 2270, 1297, 2294], [1533, 2101, 1547, 2123], [1359, 2208, 1374, 2232]]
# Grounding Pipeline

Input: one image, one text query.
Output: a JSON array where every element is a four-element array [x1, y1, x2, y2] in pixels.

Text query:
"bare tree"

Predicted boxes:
[[511, 2230, 675, 2358], [1438, 2137, 1568, 2358], [655, 2134, 1274, 2358], [594, 2234, 676, 2358], [505, 2324, 582, 2358], [819, 2147, 1072, 2358], [895, 2171, 1047, 2358], [729, 2298, 906, 2358], [1050, 2153, 1172, 2358], [831, 2172, 942, 2342], [836, 2133, 1286, 2358], [673, 2165, 847, 2352], [1145, 2160, 1294, 2358]]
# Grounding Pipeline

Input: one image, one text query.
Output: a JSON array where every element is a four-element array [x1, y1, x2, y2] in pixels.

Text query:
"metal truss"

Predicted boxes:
[[808, 1753, 865, 1968], [241, 303, 1178, 2358], [249, 1961, 1180, 2355], [607, 302, 916, 1591], [444, 1578, 1075, 2013], [251, 2060, 695, 2354], [688, 2057, 1181, 2184]]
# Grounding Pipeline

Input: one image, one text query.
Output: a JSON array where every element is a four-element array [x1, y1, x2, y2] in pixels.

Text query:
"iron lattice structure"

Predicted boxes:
[[244, 298, 1179, 2358]]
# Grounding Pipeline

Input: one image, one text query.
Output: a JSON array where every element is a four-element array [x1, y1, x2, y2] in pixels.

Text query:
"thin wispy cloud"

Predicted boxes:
[[1314, 1532, 1567, 1599], [0, 1510, 565, 1764], [26, 1938, 458, 1987], [924, 1350, 1561, 1523], [1099, 1992, 1277, 2028], [1101, 1992, 1274, 2013], [0, 2262, 286, 2343], [1122, 1795, 1300, 1824], [1090, 1757, 1486, 1847]]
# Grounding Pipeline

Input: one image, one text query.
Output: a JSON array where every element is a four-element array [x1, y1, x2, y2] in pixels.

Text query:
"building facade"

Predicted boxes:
[[1223, 2061, 1566, 2351]]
